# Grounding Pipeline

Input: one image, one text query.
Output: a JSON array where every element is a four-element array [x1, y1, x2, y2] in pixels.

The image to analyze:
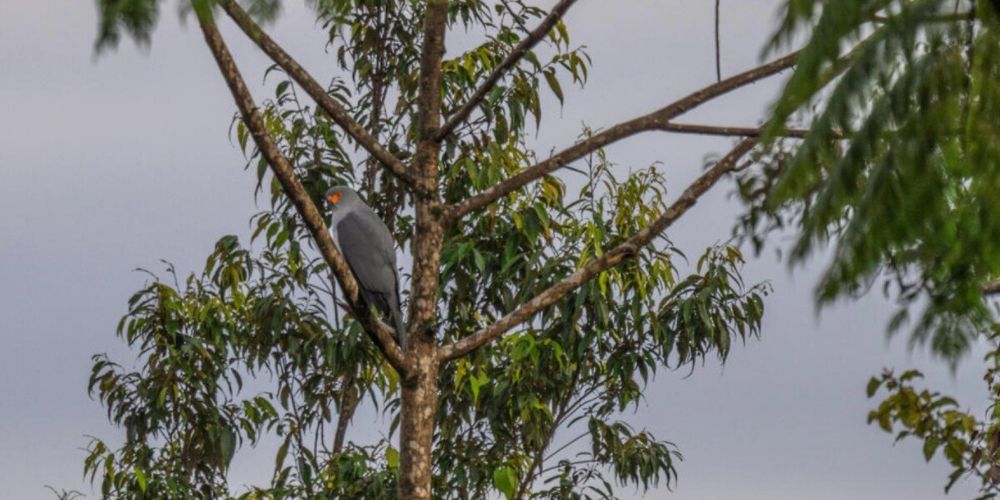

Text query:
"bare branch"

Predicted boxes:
[[435, 0, 579, 141], [196, 9, 412, 375], [439, 138, 758, 361], [446, 51, 798, 221], [217, 0, 428, 196], [660, 122, 812, 138]]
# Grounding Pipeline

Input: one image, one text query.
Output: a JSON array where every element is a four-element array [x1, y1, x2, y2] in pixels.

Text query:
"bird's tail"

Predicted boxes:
[[387, 294, 408, 351]]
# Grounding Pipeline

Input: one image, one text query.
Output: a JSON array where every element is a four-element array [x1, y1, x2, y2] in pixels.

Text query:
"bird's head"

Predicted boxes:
[[324, 186, 361, 212]]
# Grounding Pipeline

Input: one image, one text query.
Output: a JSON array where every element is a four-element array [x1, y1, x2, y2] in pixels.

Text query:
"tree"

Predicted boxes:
[[744, 0, 1000, 495], [85, 1, 785, 498]]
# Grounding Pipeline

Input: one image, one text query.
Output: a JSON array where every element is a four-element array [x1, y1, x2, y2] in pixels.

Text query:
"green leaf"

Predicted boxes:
[[220, 427, 237, 469], [134, 467, 147, 493], [945, 467, 965, 493], [555, 20, 570, 46], [386, 446, 400, 469], [275, 80, 291, 98], [543, 70, 564, 104], [470, 370, 488, 404], [492, 465, 517, 500], [275, 440, 289, 471], [472, 248, 486, 273], [866, 377, 881, 398], [922, 436, 940, 462]]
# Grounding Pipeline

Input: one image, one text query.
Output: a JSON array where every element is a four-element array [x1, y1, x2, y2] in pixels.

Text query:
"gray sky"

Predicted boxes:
[[0, 1, 987, 498]]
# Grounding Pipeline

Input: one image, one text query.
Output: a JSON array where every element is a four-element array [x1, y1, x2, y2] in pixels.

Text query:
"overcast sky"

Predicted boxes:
[[0, 1, 989, 498]]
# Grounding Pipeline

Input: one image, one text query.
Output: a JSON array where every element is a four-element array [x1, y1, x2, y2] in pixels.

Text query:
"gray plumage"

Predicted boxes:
[[325, 186, 407, 350]]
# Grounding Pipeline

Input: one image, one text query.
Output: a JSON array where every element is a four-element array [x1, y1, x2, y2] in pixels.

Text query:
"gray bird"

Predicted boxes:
[[325, 186, 407, 350]]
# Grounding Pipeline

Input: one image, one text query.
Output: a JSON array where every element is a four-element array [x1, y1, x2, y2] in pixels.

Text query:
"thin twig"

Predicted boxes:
[[715, 0, 722, 82]]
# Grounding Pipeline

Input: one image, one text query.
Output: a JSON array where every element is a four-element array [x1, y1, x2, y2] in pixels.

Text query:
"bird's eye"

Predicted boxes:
[[327, 192, 342, 204]]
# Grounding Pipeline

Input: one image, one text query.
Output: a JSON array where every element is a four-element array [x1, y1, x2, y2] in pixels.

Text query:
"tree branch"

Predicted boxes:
[[439, 138, 757, 361], [196, 9, 412, 375], [445, 51, 798, 221], [217, 0, 428, 196], [332, 377, 360, 454], [660, 122, 810, 138], [434, 0, 578, 141]]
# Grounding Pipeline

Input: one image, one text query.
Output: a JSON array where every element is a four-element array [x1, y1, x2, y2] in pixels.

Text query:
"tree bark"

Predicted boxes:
[[397, 345, 440, 499]]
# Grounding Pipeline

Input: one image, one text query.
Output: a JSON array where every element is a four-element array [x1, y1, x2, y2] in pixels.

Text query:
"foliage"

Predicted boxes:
[[433, 148, 768, 497], [85, 0, 768, 498], [866, 338, 1000, 497], [85, 235, 395, 498], [742, 0, 1000, 362]]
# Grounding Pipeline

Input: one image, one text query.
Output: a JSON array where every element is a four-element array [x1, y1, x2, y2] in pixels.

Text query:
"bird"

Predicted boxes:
[[324, 186, 408, 350]]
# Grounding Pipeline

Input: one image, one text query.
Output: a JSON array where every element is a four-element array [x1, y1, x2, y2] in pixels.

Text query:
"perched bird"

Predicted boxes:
[[325, 186, 408, 350]]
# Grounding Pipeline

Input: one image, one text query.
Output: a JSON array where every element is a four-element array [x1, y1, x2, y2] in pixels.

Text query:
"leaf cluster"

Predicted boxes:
[[866, 336, 1000, 497]]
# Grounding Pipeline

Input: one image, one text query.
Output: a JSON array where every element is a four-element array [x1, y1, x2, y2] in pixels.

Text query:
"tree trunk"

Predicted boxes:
[[397, 346, 439, 499], [399, 3, 447, 496]]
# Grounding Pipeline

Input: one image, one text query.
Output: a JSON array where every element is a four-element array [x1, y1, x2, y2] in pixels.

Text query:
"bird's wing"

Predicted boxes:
[[336, 208, 407, 347], [335, 209, 399, 298]]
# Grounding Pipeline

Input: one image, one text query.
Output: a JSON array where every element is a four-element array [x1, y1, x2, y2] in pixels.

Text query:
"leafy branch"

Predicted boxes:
[[435, 0, 579, 141], [439, 138, 758, 360], [195, 6, 412, 374]]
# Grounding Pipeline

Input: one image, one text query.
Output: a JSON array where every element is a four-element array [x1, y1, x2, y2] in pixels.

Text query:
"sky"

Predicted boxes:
[[0, 1, 989, 498]]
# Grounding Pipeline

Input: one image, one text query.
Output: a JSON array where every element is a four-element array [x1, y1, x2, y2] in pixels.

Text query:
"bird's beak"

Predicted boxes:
[[326, 192, 342, 205]]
